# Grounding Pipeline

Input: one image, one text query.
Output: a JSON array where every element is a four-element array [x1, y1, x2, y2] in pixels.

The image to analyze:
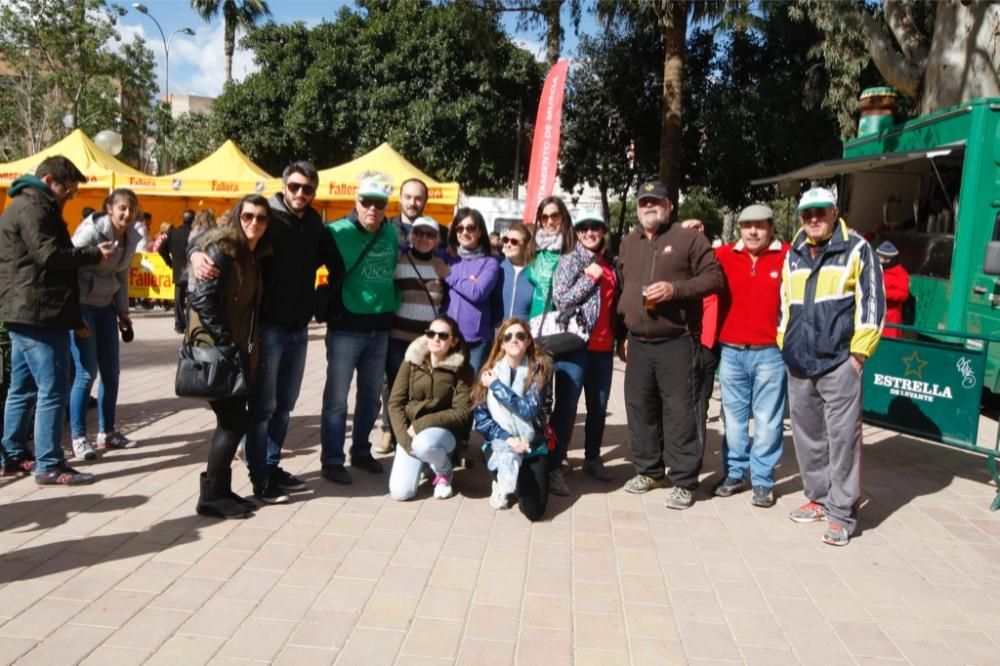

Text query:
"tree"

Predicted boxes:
[[479, 0, 583, 67], [792, 0, 1000, 132], [190, 0, 272, 84], [213, 1, 542, 190], [560, 23, 662, 243], [164, 112, 221, 169], [0, 0, 158, 161]]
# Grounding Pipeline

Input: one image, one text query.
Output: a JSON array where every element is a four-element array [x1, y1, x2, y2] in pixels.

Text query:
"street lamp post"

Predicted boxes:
[[131, 3, 195, 104]]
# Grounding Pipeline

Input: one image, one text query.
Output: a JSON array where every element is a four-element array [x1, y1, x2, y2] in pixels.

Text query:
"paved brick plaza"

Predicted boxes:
[[0, 310, 998, 665]]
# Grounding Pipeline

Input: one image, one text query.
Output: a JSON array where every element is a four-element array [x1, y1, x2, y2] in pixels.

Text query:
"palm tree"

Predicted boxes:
[[190, 0, 272, 83]]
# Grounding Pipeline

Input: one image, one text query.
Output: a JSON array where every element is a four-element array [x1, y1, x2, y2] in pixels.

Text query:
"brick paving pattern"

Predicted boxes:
[[0, 311, 998, 665]]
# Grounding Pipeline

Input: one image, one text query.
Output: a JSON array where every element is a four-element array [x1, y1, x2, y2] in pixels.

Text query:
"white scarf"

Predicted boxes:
[[485, 355, 535, 444], [534, 227, 563, 252]]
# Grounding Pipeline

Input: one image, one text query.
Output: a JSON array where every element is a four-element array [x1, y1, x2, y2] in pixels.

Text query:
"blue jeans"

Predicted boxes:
[[2, 325, 72, 474], [550, 349, 614, 469], [247, 323, 308, 485], [320, 329, 388, 466], [388, 427, 456, 501], [70, 305, 120, 437], [467, 341, 489, 375], [381, 337, 410, 438], [719, 345, 787, 489]]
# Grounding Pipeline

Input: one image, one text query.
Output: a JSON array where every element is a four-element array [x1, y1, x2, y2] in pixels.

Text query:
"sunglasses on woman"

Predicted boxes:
[[503, 331, 528, 342], [425, 329, 452, 341], [240, 212, 269, 224], [501, 236, 522, 247]]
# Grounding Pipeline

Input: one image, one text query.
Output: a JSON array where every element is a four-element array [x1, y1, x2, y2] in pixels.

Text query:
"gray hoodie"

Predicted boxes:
[[72, 212, 142, 314]]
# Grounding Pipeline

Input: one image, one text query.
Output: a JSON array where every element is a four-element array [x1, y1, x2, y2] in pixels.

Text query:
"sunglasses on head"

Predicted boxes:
[[455, 224, 478, 235], [424, 329, 452, 341], [359, 197, 387, 210], [501, 236, 522, 247], [240, 212, 269, 224], [286, 182, 316, 196], [503, 331, 528, 343], [575, 222, 605, 233]]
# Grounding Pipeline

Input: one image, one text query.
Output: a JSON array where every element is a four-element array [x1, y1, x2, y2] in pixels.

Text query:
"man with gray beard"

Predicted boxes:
[[616, 180, 723, 510]]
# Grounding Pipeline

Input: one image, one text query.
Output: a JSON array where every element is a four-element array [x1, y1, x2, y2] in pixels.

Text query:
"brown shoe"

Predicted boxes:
[[373, 431, 394, 455]]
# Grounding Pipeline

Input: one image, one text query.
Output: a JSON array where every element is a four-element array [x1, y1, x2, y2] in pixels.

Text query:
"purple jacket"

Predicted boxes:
[[444, 254, 500, 344]]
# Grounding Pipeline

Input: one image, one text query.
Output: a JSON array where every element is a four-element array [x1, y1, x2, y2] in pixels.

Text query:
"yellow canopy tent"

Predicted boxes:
[[269, 143, 460, 223], [129, 140, 278, 230], [0, 129, 154, 232]]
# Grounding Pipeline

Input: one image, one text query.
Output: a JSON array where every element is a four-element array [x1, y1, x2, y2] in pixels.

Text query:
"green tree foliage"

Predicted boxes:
[[478, 0, 583, 66], [212, 1, 542, 190], [559, 22, 662, 242], [677, 187, 724, 239], [0, 0, 156, 161], [116, 35, 159, 165], [164, 112, 222, 169], [190, 0, 271, 83]]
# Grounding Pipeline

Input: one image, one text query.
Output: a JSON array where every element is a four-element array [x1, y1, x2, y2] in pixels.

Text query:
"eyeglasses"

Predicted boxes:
[[240, 212, 269, 224], [424, 329, 452, 341], [638, 198, 663, 207], [800, 208, 829, 221], [575, 222, 605, 233], [539, 212, 561, 223], [359, 197, 387, 210], [286, 182, 316, 196], [501, 236, 522, 247], [412, 228, 438, 240], [455, 224, 478, 235], [502, 331, 528, 343]]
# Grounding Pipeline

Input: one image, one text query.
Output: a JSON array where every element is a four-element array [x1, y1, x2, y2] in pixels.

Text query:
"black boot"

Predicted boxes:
[[196, 471, 252, 519], [227, 489, 258, 512]]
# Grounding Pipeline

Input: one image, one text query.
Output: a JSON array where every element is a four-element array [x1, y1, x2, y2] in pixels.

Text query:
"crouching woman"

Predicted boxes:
[[187, 195, 271, 519], [387, 315, 474, 500], [473, 318, 553, 521]]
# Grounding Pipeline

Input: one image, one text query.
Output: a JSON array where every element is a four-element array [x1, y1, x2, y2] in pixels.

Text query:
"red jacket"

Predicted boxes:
[[881, 263, 910, 338], [716, 238, 789, 346]]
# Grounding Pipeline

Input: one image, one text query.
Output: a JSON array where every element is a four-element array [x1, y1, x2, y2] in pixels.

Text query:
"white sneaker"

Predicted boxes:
[[489, 480, 510, 510], [432, 473, 453, 499], [71, 437, 97, 461], [96, 431, 136, 450]]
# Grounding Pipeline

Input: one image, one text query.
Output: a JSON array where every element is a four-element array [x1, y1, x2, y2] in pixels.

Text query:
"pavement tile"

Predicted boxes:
[[144, 634, 226, 666], [629, 637, 687, 666], [726, 611, 791, 650], [573, 648, 631, 665], [935, 628, 1000, 665], [525, 564, 571, 597], [472, 572, 525, 607], [677, 620, 741, 661], [400, 618, 462, 659], [336, 549, 392, 580], [313, 576, 376, 613], [79, 645, 152, 666], [574, 611, 629, 652], [150, 575, 224, 612], [14, 622, 113, 665], [516, 626, 572, 666], [178, 598, 257, 638], [358, 593, 419, 631], [521, 593, 572, 630], [335, 627, 405, 664], [104, 606, 190, 650], [0, 597, 87, 640], [784, 628, 855, 665], [218, 617, 297, 661], [740, 645, 801, 665], [573, 579, 622, 613], [428, 557, 481, 590], [279, 556, 341, 589], [289, 609, 357, 650], [374, 564, 432, 598], [215, 568, 282, 603], [272, 645, 337, 666], [892, 639, 964, 666], [464, 603, 520, 642], [455, 638, 516, 666]]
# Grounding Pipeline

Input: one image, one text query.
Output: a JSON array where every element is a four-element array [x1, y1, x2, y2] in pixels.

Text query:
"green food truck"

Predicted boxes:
[[754, 96, 1000, 509]]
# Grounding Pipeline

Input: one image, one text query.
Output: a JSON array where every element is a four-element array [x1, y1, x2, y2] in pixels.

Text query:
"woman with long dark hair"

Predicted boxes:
[[473, 318, 553, 521], [440, 208, 500, 373], [69, 188, 144, 459], [527, 196, 575, 319], [186, 194, 272, 519], [387, 315, 473, 500]]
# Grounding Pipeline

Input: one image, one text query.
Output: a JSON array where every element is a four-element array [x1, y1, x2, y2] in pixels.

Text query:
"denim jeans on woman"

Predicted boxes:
[[388, 427, 456, 500], [69, 304, 121, 438], [1, 325, 72, 474], [320, 329, 388, 466], [246, 323, 309, 486], [549, 348, 614, 470], [718, 345, 787, 489]]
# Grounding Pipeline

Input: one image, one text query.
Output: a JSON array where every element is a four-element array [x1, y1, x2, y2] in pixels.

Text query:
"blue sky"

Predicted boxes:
[[118, 1, 593, 98]]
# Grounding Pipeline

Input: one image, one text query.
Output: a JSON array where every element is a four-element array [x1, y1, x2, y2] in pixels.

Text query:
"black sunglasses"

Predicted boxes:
[[360, 197, 387, 210], [575, 222, 605, 233], [286, 182, 316, 196], [503, 331, 528, 342], [501, 236, 522, 247], [412, 228, 438, 239], [425, 329, 452, 341], [239, 212, 269, 224]]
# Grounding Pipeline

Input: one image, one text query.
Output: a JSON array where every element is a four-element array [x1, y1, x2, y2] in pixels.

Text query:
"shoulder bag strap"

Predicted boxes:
[[337, 226, 381, 287], [405, 252, 438, 316]]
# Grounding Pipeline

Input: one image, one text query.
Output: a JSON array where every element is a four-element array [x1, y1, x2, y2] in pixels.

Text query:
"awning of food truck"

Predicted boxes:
[[751, 147, 957, 185]]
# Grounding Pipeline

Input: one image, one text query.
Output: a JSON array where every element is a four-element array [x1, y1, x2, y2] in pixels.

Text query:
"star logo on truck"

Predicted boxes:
[[901, 350, 927, 379]]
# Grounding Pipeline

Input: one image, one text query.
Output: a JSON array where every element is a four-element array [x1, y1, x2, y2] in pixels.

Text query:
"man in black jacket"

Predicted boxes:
[[159, 209, 195, 332], [0, 156, 113, 485], [190, 161, 338, 504]]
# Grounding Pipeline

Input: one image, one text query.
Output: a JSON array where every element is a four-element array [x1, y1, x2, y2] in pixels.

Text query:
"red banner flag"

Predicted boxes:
[[522, 59, 570, 227]]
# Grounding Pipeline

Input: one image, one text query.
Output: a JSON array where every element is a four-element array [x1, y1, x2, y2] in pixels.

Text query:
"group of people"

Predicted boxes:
[[0, 153, 888, 546]]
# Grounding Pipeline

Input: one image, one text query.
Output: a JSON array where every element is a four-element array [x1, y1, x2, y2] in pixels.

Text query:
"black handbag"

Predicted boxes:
[[175, 308, 253, 400], [529, 286, 589, 358]]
